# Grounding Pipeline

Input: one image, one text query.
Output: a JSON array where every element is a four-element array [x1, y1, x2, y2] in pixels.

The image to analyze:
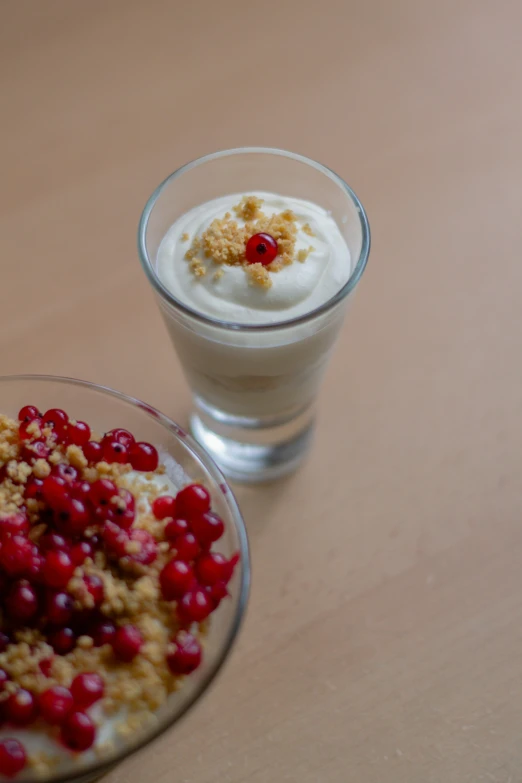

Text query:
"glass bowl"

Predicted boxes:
[[0, 375, 250, 783]]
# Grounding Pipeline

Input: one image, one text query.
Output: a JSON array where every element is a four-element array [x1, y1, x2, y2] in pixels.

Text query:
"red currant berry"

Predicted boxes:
[[103, 440, 129, 464], [191, 512, 225, 545], [103, 428, 135, 448], [195, 552, 231, 585], [152, 495, 177, 520], [84, 574, 104, 607], [0, 536, 35, 576], [129, 442, 158, 472], [42, 475, 69, 507], [54, 497, 90, 537], [164, 517, 190, 542], [5, 581, 39, 621], [172, 533, 201, 561], [61, 710, 96, 751], [245, 232, 278, 266], [49, 627, 76, 655], [51, 463, 78, 484], [112, 625, 143, 662], [166, 631, 202, 675], [39, 686, 74, 725], [42, 408, 69, 430], [83, 440, 103, 463], [25, 475, 44, 500], [71, 480, 92, 502], [177, 588, 213, 624], [18, 405, 41, 422], [89, 479, 118, 507], [71, 672, 104, 708], [127, 529, 157, 565], [39, 533, 70, 554], [21, 440, 50, 463], [109, 489, 135, 529], [42, 550, 74, 589], [66, 420, 91, 446], [176, 484, 210, 518], [102, 521, 129, 559], [70, 541, 93, 566], [0, 513, 29, 539], [46, 591, 74, 626], [5, 689, 38, 725], [205, 581, 229, 609], [0, 738, 26, 777], [92, 619, 116, 647], [159, 559, 194, 600]]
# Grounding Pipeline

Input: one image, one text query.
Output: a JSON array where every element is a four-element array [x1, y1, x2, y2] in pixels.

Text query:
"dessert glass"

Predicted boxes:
[[138, 148, 370, 483], [0, 374, 250, 783]]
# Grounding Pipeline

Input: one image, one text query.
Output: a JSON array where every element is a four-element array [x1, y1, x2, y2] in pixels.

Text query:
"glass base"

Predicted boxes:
[[189, 403, 315, 483]]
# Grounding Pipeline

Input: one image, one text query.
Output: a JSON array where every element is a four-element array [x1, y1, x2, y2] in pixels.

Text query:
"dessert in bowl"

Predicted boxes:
[[0, 376, 249, 782]]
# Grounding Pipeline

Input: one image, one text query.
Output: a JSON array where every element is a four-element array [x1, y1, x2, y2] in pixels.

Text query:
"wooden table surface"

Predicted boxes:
[[2, 1, 522, 781]]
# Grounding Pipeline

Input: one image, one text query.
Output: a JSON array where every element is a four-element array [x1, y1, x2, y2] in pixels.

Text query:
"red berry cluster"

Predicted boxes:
[[0, 672, 103, 766], [19, 406, 159, 472], [152, 483, 238, 674], [0, 405, 239, 775]]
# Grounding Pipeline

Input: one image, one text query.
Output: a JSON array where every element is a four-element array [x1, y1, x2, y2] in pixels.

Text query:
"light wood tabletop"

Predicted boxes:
[[2, 1, 522, 781]]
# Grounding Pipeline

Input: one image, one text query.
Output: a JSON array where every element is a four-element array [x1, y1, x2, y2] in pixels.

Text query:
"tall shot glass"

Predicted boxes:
[[138, 148, 370, 483]]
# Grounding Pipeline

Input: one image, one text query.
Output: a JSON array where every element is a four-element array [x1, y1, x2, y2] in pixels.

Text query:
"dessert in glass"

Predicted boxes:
[[138, 147, 370, 482], [0, 375, 249, 782]]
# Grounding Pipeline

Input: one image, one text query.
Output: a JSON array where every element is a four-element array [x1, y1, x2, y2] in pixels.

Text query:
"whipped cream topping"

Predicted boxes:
[[156, 192, 351, 325]]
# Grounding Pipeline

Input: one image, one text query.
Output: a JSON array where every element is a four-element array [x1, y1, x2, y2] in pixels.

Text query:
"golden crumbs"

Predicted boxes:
[[183, 195, 315, 289], [297, 246, 315, 263]]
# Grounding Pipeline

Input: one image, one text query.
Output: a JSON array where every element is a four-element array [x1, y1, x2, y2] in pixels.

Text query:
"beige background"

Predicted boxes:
[[2, 1, 522, 781]]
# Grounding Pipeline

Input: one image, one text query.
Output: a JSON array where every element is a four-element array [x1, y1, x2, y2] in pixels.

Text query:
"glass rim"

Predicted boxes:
[[0, 373, 250, 783], [137, 146, 371, 332]]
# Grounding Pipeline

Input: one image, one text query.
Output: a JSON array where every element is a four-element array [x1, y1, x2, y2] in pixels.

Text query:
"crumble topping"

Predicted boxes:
[[184, 195, 315, 289], [246, 263, 271, 288], [297, 246, 315, 263], [233, 195, 264, 221]]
